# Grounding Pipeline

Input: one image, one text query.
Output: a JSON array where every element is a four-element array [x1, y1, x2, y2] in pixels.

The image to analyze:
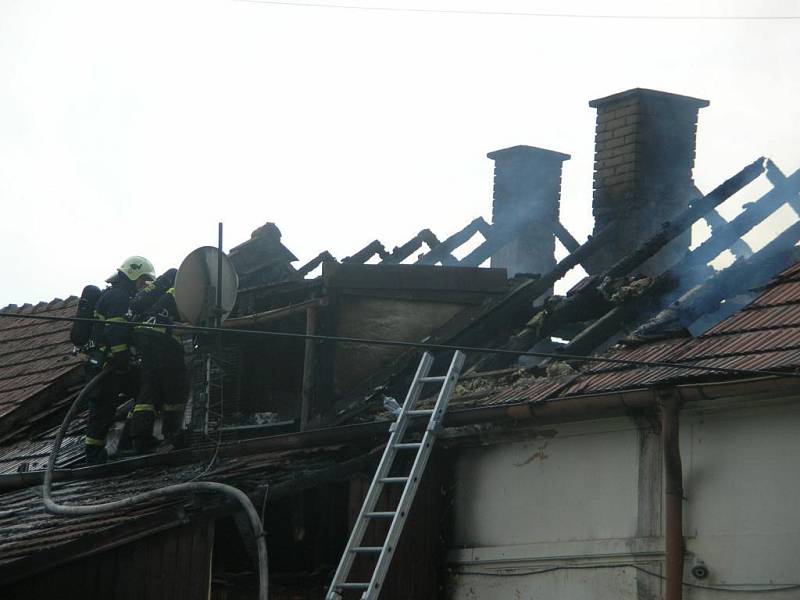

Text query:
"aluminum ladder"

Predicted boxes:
[[326, 350, 466, 600]]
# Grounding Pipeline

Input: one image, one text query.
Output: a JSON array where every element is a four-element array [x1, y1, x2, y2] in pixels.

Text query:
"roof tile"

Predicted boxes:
[[0, 297, 82, 418], [490, 261, 800, 404]]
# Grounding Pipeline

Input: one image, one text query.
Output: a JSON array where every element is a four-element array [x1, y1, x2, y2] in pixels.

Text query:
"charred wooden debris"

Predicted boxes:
[[2, 88, 800, 599], [216, 153, 800, 431]]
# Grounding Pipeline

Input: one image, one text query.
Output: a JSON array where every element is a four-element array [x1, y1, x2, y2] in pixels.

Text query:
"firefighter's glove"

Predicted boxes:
[[155, 268, 178, 291], [110, 349, 131, 373]]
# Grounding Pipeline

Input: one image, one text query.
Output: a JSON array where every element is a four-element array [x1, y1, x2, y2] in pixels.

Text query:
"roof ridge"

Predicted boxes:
[[45, 298, 63, 310], [31, 302, 49, 313], [1, 295, 79, 316]]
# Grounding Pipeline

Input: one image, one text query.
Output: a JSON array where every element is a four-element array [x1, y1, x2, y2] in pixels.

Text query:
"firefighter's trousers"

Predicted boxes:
[[130, 331, 187, 445], [84, 358, 139, 451]]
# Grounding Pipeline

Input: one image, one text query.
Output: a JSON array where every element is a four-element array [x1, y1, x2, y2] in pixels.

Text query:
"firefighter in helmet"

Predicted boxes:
[[83, 256, 155, 464], [128, 268, 188, 454]]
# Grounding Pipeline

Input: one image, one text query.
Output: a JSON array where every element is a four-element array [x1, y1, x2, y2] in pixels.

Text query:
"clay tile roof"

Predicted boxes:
[[0, 297, 83, 423], [484, 259, 800, 404]]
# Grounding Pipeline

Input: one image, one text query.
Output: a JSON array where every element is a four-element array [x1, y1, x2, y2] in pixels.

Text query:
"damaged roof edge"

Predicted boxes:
[[2, 374, 798, 494]]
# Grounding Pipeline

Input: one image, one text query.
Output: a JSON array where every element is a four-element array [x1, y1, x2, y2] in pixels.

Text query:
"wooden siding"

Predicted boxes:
[[1, 518, 214, 600], [344, 451, 445, 600]]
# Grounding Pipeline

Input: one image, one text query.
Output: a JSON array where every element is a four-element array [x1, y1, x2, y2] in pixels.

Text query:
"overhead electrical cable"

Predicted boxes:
[[233, 0, 800, 20], [2, 311, 800, 379]]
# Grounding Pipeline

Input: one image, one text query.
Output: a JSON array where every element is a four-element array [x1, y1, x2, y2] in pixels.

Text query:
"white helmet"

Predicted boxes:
[[108, 256, 156, 283]]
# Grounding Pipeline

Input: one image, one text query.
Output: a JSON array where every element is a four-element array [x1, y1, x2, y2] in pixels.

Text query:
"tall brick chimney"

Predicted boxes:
[[589, 89, 709, 274], [488, 145, 570, 277]]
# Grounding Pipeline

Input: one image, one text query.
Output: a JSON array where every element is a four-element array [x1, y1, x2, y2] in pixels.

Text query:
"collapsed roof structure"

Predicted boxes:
[[1, 88, 800, 599]]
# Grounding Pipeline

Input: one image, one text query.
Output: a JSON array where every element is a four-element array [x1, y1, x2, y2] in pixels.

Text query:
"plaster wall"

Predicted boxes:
[[682, 401, 800, 599], [446, 398, 800, 599], [333, 296, 463, 395]]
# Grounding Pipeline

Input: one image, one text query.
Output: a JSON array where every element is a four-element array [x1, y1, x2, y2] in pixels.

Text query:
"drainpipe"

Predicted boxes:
[[659, 387, 685, 600]]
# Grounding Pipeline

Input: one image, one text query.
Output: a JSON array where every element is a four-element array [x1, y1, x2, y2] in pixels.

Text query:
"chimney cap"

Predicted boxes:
[[487, 145, 570, 162], [589, 88, 709, 109]]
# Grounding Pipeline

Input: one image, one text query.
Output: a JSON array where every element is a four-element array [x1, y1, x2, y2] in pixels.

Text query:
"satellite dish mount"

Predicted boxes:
[[174, 224, 240, 434]]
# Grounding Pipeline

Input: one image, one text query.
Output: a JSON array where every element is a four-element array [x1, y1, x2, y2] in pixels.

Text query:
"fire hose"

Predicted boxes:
[[43, 370, 269, 600]]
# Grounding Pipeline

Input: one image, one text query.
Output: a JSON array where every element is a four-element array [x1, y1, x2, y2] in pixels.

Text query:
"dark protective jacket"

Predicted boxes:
[[91, 277, 136, 359], [131, 281, 181, 333]]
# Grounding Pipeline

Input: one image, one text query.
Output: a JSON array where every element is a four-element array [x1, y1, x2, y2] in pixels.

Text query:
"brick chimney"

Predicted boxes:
[[487, 145, 570, 277], [589, 88, 709, 274]]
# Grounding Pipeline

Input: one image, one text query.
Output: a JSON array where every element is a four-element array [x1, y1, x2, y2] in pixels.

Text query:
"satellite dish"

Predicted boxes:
[[175, 246, 239, 326]]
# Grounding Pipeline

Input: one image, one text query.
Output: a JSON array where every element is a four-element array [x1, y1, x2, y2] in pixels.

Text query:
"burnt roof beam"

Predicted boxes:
[[550, 158, 765, 357], [342, 240, 390, 265], [562, 218, 800, 358], [473, 158, 766, 371], [380, 229, 440, 265], [297, 251, 337, 278], [602, 157, 765, 280], [638, 225, 800, 338], [702, 208, 753, 259], [553, 221, 581, 255], [462, 219, 590, 273], [415, 217, 488, 266], [321, 223, 620, 424], [765, 160, 800, 216], [667, 163, 800, 292]]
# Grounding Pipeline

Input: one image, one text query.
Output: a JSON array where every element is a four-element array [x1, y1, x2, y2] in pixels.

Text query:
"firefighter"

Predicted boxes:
[[84, 256, 156, 464], [128, 268, 188, 454]]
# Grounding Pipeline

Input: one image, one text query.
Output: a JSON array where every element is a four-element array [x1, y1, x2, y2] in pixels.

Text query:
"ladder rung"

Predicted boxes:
[[326, 351, 465, 600], [407, 409, 434, 417], [335, 583, 370, 590], [393, 443, 421, 450], [351, 546, 383, 554], [379, 477, 409, 484]]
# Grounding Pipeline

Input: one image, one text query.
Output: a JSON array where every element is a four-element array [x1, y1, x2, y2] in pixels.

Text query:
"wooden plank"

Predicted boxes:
[[224, 297, 326, 329], [674, 164, 800, 276], [415, 217, 489, 266], [174, 522, 196, 600], [553, 220, 581, 254], [703, 208, 753, 258], [297, 250, 336, 277], [603, 157, 764, 280], [300, 306, 318, 430], [160, 520, 182, 600], [320, 226, 615, 425], [113, 539, 138, 599], [94, 544, 119, 599], [474, 158, 768, 371], [83, 539, 102, 599], [563, 220, 800, 357], [188, 519, 213, 600], [378, 451, 443, 600], [380, 229, 438, 265], [144, 526, 166, 600], [206, 521, 216, 599], [0, 508, 187, 586], [342, 240, 390, 264]]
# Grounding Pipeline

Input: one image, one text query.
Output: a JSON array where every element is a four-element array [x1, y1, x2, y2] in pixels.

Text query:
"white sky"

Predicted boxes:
[[1, 0, 798, 307]]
